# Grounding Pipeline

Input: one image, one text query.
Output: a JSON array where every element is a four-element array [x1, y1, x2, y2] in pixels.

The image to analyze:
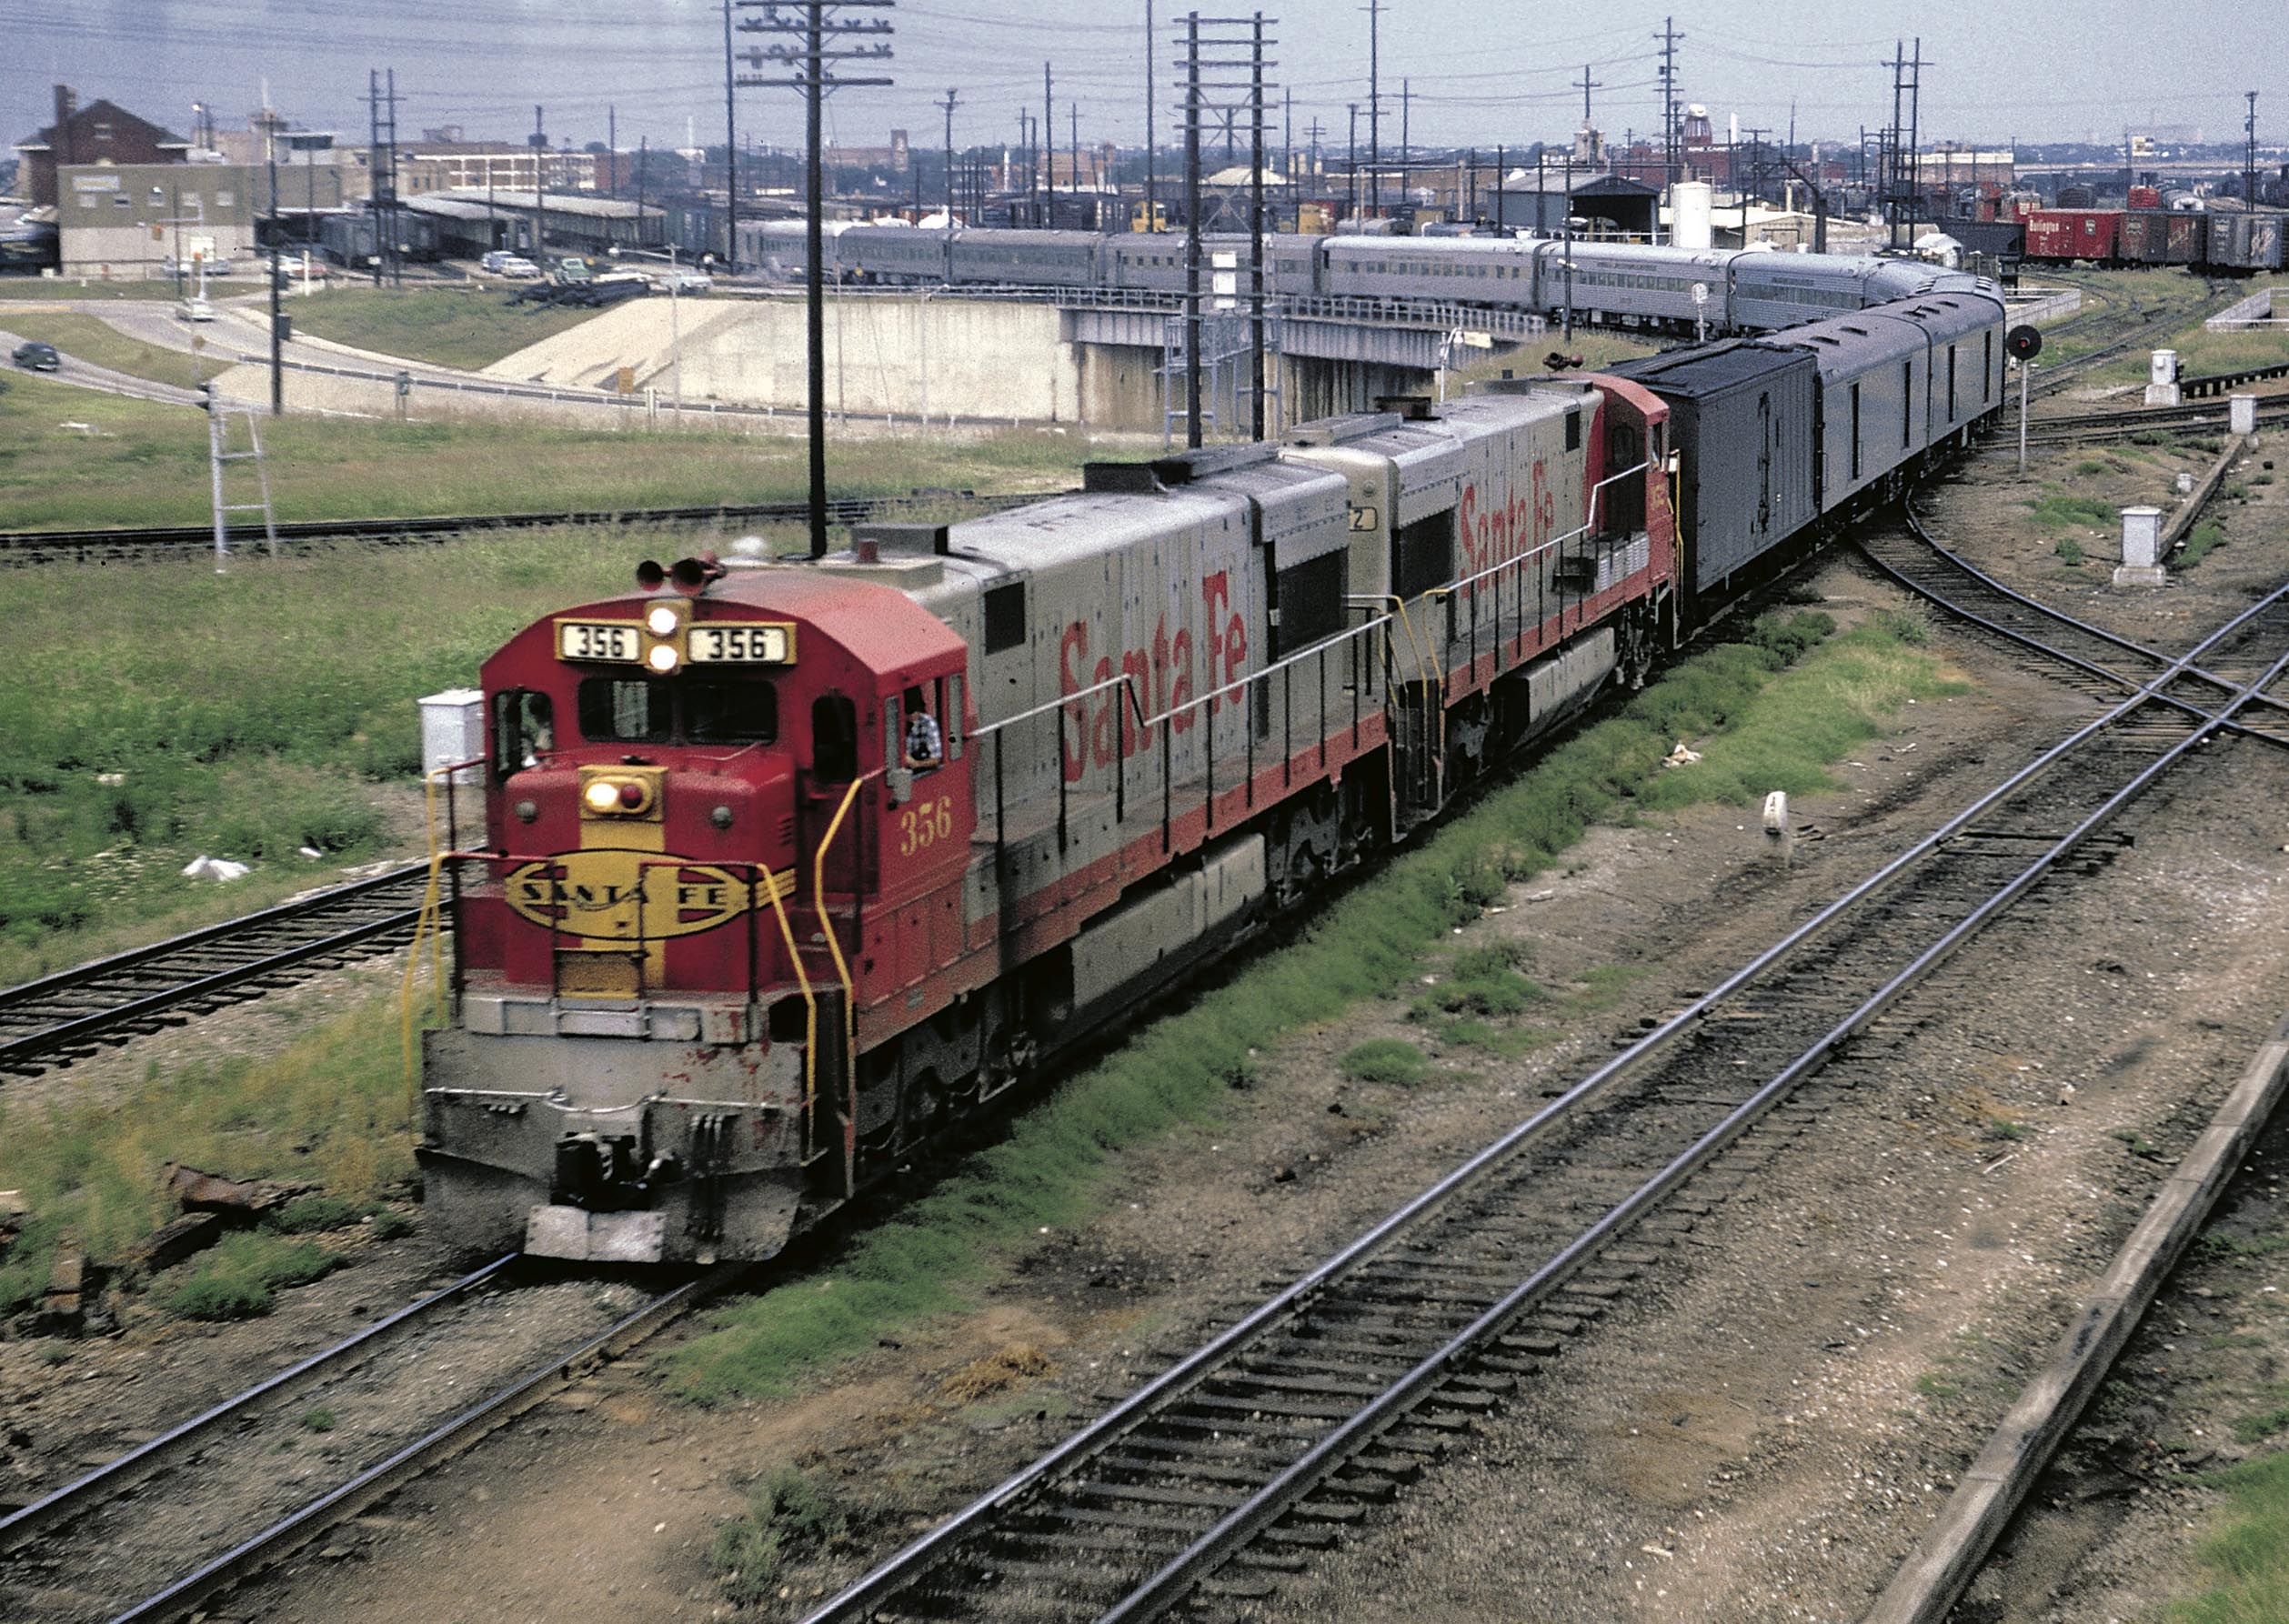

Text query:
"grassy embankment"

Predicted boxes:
[[1451, 328, 1661, 391], [666, 606, 1964, 1403], [0, 608, 1960, 1329], [283, 286, 602, 371], [0, 310, 234, 390], [2033, 266, 2232, 373], [2085, 275, 2289, 388], [0, 366, 1088, 531]]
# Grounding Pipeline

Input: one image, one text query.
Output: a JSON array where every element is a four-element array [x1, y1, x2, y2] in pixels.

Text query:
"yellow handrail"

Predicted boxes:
[[812, 775, 868, 1171], [757, 860, 824, 1161], [399, 760, 475, 1108]]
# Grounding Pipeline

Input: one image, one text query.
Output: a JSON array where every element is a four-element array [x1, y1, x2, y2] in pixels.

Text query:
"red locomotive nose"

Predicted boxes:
[[618, 781, 645, 808]]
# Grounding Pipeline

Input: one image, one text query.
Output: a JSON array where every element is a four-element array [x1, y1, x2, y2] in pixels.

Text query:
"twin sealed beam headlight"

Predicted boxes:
[[577, 767, 660, 819], [642, 600, 686, 673]]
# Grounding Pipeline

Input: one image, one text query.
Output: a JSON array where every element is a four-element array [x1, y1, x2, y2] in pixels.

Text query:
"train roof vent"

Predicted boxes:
[[1372, 394, 1439, 421], [1082, 461, 1165, 495], [851, 522, 950, 559], [1149, 443, 1280, 484], [1285, 412, 1403, 446]]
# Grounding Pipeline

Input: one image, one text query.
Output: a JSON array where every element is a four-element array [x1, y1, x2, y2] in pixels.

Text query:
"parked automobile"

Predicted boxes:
[[654, 269, 713, 295], [11, 339, 60, 371], [479, 250, 514, 272], [176, 297, 216, 322], [498, 256, 540, 278]]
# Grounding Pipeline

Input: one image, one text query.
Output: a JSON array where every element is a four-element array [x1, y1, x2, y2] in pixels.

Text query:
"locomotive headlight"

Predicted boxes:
[[647, 643, 680, 674], [646, 604, 681, 637], [584, 779, 623, 814]]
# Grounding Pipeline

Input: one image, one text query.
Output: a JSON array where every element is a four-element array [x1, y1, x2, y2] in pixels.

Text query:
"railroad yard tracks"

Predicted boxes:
[[800, 578, 2289, 1621], [2017, 396, 2289, 447], [0, 1258, 735, 1624], [0, 489, 1040, 566], [0, 865, 427, 1078]]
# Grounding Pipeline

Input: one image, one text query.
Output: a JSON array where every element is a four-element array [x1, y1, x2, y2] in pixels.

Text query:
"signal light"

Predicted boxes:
[[618, 781, 645, 808]]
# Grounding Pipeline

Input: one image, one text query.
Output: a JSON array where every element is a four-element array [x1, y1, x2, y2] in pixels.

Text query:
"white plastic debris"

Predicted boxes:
[[181, 855, 251, 882], [297, 845, 325, 860], [1662, 741, 1702, 767], [95, 771, 125, 787]]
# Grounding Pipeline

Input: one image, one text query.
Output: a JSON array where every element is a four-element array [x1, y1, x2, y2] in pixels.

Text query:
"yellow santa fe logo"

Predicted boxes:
[[502, 851, 784, 939]]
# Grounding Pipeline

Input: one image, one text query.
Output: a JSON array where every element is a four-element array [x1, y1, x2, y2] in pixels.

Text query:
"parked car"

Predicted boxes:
[[655, 269, 713, 295], [176, 297, 216, 323], [11, 339, 60, 371], [498, 255, 540, 278], [479, 250, 514, 272]]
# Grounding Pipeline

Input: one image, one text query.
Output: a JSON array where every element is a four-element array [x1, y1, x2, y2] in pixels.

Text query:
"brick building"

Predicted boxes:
[[14, 86, 190, 208]]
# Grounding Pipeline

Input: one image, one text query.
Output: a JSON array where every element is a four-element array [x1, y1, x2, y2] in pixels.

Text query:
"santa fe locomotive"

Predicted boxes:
[[418, 285, 2006, 1265]]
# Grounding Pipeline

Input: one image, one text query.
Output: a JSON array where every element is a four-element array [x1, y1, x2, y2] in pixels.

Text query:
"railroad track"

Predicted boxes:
[[2013, 398, 2289, 449], [1862, 502, 2289, 747], [0, 489, 1045, 566], [0, 864, 429, 1078], [2026, 276, 2233, 399], [0, 1258, 738, 1624], [799, 584, 2289, 1623]]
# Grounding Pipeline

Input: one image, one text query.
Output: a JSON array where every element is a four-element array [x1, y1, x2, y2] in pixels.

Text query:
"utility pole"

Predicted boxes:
[[1883, 41, 1906, 246], [1574, 62, 1600, 128], [2248, 91, 2260, 213], [1071, 101, 1080, 220], [1401, 79, 1410, 201], [722, 0, 738, 271], [940, 87, 960, 225], [1364, 0, 1381, 215], [607, 105, 617, 198], [1043, 63, 1054, 227], [738, 0, 896, 560], [1184, 11, 1202, 446], [1495, 141, 1504, 232], [1905, 36, 1922, 230], [1654, 17, 1682, 195], [1250, 10, 1270, 438], [366, 69, 402, 288], [530, 104, 547, 264], [1146, 0, 1156, 232], [1347, 103, 1358, 217], [266, 131, 282, 415]]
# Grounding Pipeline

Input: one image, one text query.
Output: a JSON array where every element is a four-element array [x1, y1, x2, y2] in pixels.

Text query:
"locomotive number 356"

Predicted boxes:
[[899, 796, 954, 857]]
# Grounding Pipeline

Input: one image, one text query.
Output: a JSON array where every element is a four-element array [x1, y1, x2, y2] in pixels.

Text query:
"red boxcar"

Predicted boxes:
[[2023, 209, 2123, 264], [2119, 211, 2170, 265]]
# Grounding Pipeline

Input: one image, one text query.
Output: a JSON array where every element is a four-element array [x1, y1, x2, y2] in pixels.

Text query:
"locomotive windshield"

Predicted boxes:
[[574, 676, 778, 746]]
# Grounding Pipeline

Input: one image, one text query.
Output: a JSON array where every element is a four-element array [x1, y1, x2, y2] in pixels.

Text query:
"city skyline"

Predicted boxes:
[[4, 0, 2277, 169]]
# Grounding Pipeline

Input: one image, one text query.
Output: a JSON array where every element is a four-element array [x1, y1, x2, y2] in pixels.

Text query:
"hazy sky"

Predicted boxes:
[[4, 0, 2276, 161]]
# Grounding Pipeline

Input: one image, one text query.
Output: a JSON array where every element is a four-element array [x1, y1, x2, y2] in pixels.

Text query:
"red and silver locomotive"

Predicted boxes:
[[419, 375, 1676, 1262]]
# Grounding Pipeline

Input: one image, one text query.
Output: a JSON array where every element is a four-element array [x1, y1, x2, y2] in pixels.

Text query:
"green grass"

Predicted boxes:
[[1, 311, 231, 388], [2178, 519, 2226, 568], [2031, 491, 2119, 533], [2168, 1449, 2289, 1622], [0, 366, 1089, 532], [1339, 1038, 1429, 1087], [0, 994, 417, 1314], [1451, 328, 1661, 388], [665, 609, 1958, 1403], [286, 286, 602, 370], [152, 1230, 340, 1320], [710, 1467, 849, 1606]]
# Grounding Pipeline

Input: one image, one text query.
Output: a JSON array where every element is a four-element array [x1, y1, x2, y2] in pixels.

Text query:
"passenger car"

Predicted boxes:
[[11, 339, 61, 371]]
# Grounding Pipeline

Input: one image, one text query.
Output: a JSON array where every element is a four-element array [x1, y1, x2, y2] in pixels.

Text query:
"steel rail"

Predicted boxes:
[[805, 577, 2289, 1624], [0, 1255, 517, 1554], [106, 1261, 747, 1624], [0, 867, 431, 1075], [1857, 502, 2289, 747], [0, 489, 1040, 561]]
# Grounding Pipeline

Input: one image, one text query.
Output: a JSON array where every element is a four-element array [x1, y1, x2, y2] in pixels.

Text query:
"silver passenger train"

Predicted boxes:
[[807, 226, 1989, 338]]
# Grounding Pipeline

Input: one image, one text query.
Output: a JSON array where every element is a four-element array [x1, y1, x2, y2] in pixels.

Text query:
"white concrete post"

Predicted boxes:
[[2143, 349, 2181, 407], [2231, 393, 2258, 437], [2115, 505, 2167, 586]]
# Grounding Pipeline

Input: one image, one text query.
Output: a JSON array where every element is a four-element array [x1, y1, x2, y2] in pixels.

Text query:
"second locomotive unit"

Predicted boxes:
[[418, 285, 2006, 1264]]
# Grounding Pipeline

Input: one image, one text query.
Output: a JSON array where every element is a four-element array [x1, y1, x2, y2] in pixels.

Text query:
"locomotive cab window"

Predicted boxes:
[[811, 695, 859, 782], [686, 677, 778, 745], [982, 581, 1027, 655], [492, 688, 555, 777], [577, 678, 670, 744]]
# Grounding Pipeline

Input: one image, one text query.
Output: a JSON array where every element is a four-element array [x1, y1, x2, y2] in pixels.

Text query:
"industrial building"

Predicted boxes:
[[51, 162, 354, 276]]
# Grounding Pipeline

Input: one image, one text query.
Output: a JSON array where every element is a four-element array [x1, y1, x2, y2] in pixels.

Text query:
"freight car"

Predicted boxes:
[[2016, 207, 2284, 273], [826, 225, 1988, 339], [416, 287, 2007, 1264], [318, 207, 444, 268]]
